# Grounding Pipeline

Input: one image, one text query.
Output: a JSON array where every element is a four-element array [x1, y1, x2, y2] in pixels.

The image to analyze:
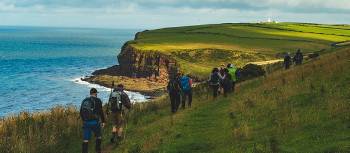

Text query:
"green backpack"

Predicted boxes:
[[109, 91, 122, 112]]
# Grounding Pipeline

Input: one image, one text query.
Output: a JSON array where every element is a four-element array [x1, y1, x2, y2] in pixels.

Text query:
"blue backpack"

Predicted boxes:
[[180, 76, 191, 91]]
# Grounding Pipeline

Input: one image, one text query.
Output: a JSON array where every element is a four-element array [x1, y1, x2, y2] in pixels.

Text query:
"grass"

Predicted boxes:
[[127, 22, 350, 79]]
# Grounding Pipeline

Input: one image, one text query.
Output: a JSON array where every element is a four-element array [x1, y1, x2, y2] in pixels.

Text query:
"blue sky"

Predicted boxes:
[[0, 0, 349, 29]]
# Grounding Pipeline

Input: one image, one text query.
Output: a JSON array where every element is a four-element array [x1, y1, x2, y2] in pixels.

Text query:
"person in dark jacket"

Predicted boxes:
[[293, 49, 303, 65], [80, 88, 106, 153], [107, 84, 132, 144], [167, 75, 181, 113], [219, 64, 226, 94], [222, 68, 232, 97], [284, 53, 292, 69], [179, 73, 193, 109], [209, 68, 223, 99]]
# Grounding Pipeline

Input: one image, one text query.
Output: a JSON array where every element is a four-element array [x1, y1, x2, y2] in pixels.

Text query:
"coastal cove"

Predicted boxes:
[[0, 26, 148, 117]]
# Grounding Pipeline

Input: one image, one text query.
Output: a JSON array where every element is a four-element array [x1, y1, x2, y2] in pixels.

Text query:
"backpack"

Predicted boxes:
[[109, 91, 122, 112], [168, 79, 180, 92], [209, 73, 220, 85], [81, 97, 98, 121], [180, 76, 191, 91]]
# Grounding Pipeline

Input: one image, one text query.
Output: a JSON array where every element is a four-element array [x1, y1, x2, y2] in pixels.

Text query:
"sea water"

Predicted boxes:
[[0, 26, 147, 117]]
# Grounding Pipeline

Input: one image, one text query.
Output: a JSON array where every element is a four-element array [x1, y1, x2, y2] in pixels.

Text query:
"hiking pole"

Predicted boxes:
[[110, 81, 115, 97], [107, 81, 115, 116]]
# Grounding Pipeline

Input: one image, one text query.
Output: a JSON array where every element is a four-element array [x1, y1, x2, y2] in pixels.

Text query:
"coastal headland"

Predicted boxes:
[[83, 22, 350, 97]]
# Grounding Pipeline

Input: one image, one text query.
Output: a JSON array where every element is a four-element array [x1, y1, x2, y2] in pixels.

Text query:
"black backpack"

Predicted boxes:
[[81, 97, 98, 121], [168, 79, 180, 92], [109, 91, 122, 112], [209, 73, 220, 85]]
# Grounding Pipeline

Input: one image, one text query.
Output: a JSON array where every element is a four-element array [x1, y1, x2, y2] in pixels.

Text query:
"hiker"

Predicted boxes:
[[180, 73, 193, 109], [222, 68, 232, 97], [227, 64, 238, 93], [167, 74, 182, 113], [107, 84, 132, 144], [293, 49, 303, 65], [284, 53, 292, 69], [219, 64, 226, 94], [219, 64, 226, 78], [80, 88, 106, 153], [208, 68, 222, 99]]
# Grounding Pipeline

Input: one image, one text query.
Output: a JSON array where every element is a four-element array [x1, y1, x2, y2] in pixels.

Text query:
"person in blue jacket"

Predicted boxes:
[[179, 73, 193, 109]]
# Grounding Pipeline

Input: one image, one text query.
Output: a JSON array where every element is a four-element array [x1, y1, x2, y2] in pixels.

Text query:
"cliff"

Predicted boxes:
[[93, 41, 179, 82]]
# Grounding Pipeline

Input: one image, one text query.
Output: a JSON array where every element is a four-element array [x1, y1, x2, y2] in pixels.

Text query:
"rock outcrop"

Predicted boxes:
[[92, 34, 179, 86]]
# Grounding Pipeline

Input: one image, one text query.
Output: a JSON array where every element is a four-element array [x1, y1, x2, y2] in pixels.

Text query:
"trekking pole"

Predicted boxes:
[[110, 81, 115, 96], [107, 81, 115, 117]]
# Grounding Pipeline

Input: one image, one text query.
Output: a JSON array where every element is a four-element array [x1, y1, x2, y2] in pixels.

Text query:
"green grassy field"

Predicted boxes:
[[128, 22, 350, 79]]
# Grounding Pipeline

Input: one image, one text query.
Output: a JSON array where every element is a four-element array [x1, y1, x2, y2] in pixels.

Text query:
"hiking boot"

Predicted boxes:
[[96, 139, 102, 153], [82, 142, 88, 153]]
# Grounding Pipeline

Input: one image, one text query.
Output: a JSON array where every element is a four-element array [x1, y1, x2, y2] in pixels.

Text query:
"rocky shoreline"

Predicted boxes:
[[82, 75, 167, 98]]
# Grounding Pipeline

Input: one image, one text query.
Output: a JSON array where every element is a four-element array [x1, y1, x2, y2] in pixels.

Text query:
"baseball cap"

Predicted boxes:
[[90, 88, 99, 94]]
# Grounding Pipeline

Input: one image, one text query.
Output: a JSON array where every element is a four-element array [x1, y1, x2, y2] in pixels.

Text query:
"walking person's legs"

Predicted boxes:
[[82, 121, 101, 153], [175, 93, 181, 111], [223, 86, 228, 97], [212, 85, 219, 98], [92, 123, 102, 153], [181, 91, 187, 109], [110, 112, 123, 143], [232, 81, 236, 93], [188, 90, 192, 107], [82, 122, 91, 153], [169, 93, 176, 113]]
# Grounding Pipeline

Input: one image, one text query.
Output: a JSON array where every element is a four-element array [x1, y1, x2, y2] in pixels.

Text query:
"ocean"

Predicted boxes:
[[0, 26, 147, 117]]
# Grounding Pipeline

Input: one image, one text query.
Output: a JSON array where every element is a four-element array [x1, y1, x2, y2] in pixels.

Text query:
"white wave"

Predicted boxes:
[[71, 77, 149, 103], [71, 77, 110, 92]]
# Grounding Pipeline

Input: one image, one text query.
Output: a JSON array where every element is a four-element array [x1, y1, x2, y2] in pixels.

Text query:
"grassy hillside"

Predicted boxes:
[[128, 23, 350, 78], [109, 46, 350, 153], [2, 45, 347, 153]]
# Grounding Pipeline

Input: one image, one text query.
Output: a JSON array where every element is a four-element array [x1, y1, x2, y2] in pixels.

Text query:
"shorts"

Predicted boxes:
[[111, 111, 123, 128], [83, 120, 101, 140]]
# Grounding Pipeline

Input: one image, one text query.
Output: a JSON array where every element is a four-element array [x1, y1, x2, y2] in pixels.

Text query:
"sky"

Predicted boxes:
[[0, 0, 349, 29]]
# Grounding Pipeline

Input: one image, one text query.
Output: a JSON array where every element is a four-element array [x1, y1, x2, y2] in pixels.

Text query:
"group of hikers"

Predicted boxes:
[[78, 49, 302, 153], [166, 63, 239, 113], [284, 49, 304, 69], [166, 73, 193, 113], [208, 63, 238, 98], [79, 84, 131, 153]]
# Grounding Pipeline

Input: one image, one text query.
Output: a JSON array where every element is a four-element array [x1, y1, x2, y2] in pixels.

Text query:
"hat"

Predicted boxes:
[[115, 84, 124, 91], [117, 84, 124, 88], [90, 88, 99, 94], [227, 63, 234, 68]]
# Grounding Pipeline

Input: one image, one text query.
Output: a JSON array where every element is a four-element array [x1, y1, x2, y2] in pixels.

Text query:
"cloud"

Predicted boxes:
[[1, 0, 350, 13], [0, 0, 349, 28]]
